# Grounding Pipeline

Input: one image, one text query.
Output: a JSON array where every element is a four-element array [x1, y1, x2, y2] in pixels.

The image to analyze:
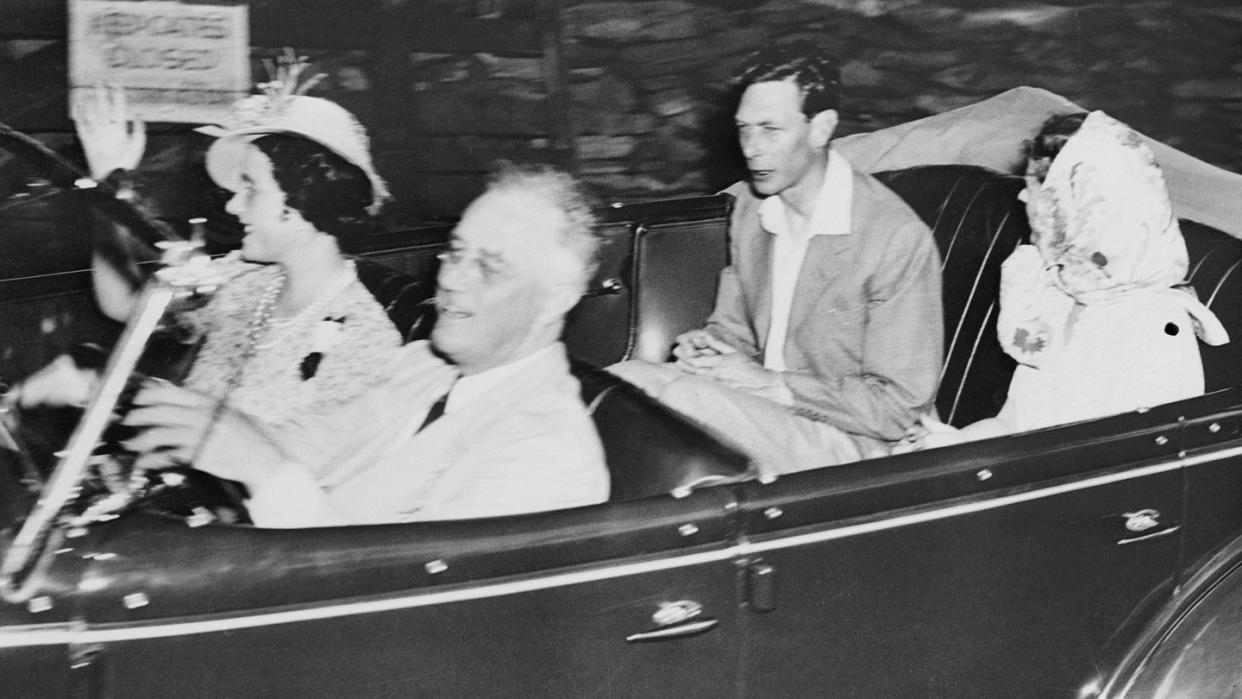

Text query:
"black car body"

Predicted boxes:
[[1, 122, 1242, 698]]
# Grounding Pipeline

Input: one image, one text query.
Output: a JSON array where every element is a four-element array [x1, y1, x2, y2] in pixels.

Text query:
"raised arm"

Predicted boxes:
[[73, 85, 152, 322]]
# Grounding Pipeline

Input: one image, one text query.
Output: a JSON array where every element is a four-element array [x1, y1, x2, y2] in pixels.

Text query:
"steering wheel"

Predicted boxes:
[[0, 239, 249, 602]]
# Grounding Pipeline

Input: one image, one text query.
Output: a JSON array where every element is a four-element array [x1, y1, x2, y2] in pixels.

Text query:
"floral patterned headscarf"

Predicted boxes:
[[998, 111, 1227, 367]]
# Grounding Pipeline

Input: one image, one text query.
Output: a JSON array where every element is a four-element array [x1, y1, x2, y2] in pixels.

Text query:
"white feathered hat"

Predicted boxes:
[[197, 51, 390, 214]]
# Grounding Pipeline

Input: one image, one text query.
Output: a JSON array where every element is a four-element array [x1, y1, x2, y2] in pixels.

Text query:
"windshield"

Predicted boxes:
[[0, 133, 94, 281], [0, 121, 185, 601]]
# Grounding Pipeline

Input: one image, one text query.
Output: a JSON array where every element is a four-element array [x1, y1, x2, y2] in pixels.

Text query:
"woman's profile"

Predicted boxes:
[[17, 54, 412, 427]]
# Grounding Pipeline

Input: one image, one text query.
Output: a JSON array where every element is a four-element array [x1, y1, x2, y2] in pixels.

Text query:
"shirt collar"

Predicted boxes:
[[446, 342, 560, 414], [757, 150, 854, 238]]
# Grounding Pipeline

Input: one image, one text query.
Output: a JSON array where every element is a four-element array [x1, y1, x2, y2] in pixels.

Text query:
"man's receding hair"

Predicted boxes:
[[734, 42, 841, 118], [485, 163, 600, 289]]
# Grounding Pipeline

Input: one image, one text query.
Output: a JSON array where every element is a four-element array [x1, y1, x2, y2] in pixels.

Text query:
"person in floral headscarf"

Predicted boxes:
[[921, 110, 1229, 446]]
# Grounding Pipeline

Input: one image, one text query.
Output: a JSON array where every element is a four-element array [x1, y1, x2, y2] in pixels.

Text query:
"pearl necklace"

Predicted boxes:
[[252, 259, 358, 352]]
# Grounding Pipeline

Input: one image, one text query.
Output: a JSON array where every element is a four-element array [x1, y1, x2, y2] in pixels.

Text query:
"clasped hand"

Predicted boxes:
[[122, 382, 284, 492], [672, 330, 789, 403]]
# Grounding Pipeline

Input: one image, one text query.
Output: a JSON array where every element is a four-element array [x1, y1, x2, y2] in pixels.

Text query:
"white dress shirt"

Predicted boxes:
[[758, 151, 854, 371], [444, 343, 559, 415]]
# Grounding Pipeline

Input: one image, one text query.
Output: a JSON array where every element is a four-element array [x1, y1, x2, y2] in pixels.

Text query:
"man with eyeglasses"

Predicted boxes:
[[125, 165, 609, 526], [612, 42, 943, 477]]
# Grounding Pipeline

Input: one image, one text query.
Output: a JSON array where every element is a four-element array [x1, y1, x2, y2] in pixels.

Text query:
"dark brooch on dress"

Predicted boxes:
[[300, 316, 347, 380]]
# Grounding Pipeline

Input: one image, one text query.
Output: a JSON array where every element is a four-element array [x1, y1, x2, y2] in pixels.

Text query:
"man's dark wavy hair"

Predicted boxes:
[[732, 42, 842, 118], [252, 134, 375, 253]]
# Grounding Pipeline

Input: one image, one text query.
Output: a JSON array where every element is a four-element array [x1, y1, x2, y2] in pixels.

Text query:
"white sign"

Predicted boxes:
[[69, 0, 250, 124]]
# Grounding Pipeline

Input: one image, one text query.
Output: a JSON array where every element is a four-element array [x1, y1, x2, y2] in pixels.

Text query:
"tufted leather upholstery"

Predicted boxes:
[[563, 196, 733, 368], [874, 166, 1029, 426], [1182, 221, 1242, 393]]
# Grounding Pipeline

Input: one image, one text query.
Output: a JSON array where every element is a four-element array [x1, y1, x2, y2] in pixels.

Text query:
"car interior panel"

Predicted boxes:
[[560, 218, 635, 368]]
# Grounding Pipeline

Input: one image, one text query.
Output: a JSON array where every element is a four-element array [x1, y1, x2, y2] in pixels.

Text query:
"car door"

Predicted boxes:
[[17, 486, 745, 698], [733, 404, 1189, 698]]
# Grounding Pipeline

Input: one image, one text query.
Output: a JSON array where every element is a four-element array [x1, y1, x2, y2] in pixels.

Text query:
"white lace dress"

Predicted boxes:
[[179, 263, 403, 425]]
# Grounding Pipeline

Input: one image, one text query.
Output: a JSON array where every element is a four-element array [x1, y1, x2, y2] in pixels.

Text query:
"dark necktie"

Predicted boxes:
[[417, 389, 451, 433]]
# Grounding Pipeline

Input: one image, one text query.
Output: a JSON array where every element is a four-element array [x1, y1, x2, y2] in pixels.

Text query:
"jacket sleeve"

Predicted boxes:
[[782, 220, 944, 441], [703, 265, 760, 357], [702, 188, 761, 357]]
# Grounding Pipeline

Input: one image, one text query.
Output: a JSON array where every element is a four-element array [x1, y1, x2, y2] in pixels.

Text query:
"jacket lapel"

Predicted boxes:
[[788, 233, 854, 336], [750, 229, 774, 353]]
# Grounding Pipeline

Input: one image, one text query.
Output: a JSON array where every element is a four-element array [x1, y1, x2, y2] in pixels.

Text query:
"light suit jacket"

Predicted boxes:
[[707, 157, 944, 446], [239, 341, 609, 527]]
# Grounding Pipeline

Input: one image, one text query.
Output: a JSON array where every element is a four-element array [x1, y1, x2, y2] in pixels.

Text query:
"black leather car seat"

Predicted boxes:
[[1182, 221, 1242, 393], [875, 166, 1029, 427], [574, 360, 751, 501]]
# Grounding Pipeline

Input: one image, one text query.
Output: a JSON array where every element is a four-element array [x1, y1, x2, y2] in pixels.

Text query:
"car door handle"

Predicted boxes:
[[1118, 526, 1180, 546], [625, 600, 719, 643], [625, 618, 719, 643], [1116, 509, 1180, 545]]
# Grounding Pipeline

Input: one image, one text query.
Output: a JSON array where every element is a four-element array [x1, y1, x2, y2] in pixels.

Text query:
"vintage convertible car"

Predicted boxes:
[[1, 99, 1242, 697]]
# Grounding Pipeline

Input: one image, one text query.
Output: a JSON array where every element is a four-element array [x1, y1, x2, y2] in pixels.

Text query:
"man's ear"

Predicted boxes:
[[540, 280, 583, 323], [810, 109, 838, 148]]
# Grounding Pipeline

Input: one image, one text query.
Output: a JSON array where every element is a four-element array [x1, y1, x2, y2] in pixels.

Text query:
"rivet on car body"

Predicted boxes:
[[425, 559, 448, 575], [123, 592, 149, 610], [679, 523, 699, 537], [27, 596, 52, 613], [764, 507, 783, 520], [1209, 422, 1222, 433], [1155, 435, 1169, 446], [78, 576, 108, 593], [976, 469, 993, 481]]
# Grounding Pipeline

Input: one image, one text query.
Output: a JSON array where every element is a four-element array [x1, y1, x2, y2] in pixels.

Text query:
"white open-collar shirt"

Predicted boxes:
[[444, 343, 559, 414], [758, 151, 854, 371]]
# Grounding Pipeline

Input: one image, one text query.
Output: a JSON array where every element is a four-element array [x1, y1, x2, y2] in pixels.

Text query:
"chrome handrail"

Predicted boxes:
[[0, 238, 214, 603]]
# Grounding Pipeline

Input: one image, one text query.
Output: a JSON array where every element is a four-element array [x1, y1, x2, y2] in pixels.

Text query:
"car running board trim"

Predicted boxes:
[[2, 444, 1237, 649]]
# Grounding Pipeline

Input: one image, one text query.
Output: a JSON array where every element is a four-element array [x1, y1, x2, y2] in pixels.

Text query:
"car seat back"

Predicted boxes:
[[874, 166, 1028, 426], [574, 360, 752, 501]]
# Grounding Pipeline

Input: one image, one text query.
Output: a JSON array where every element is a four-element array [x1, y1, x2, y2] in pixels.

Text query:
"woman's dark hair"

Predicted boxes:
[[1024, 112, 1089, 182], [251, 134, 375, 252]]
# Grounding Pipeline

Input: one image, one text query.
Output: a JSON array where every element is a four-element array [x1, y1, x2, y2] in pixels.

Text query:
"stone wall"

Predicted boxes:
[[558, 0, 1242, 203], [4, 0, 1239, 225]]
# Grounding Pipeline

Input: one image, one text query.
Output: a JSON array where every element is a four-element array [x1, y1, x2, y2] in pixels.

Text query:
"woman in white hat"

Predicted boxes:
[[68, 58, 410, 427]]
